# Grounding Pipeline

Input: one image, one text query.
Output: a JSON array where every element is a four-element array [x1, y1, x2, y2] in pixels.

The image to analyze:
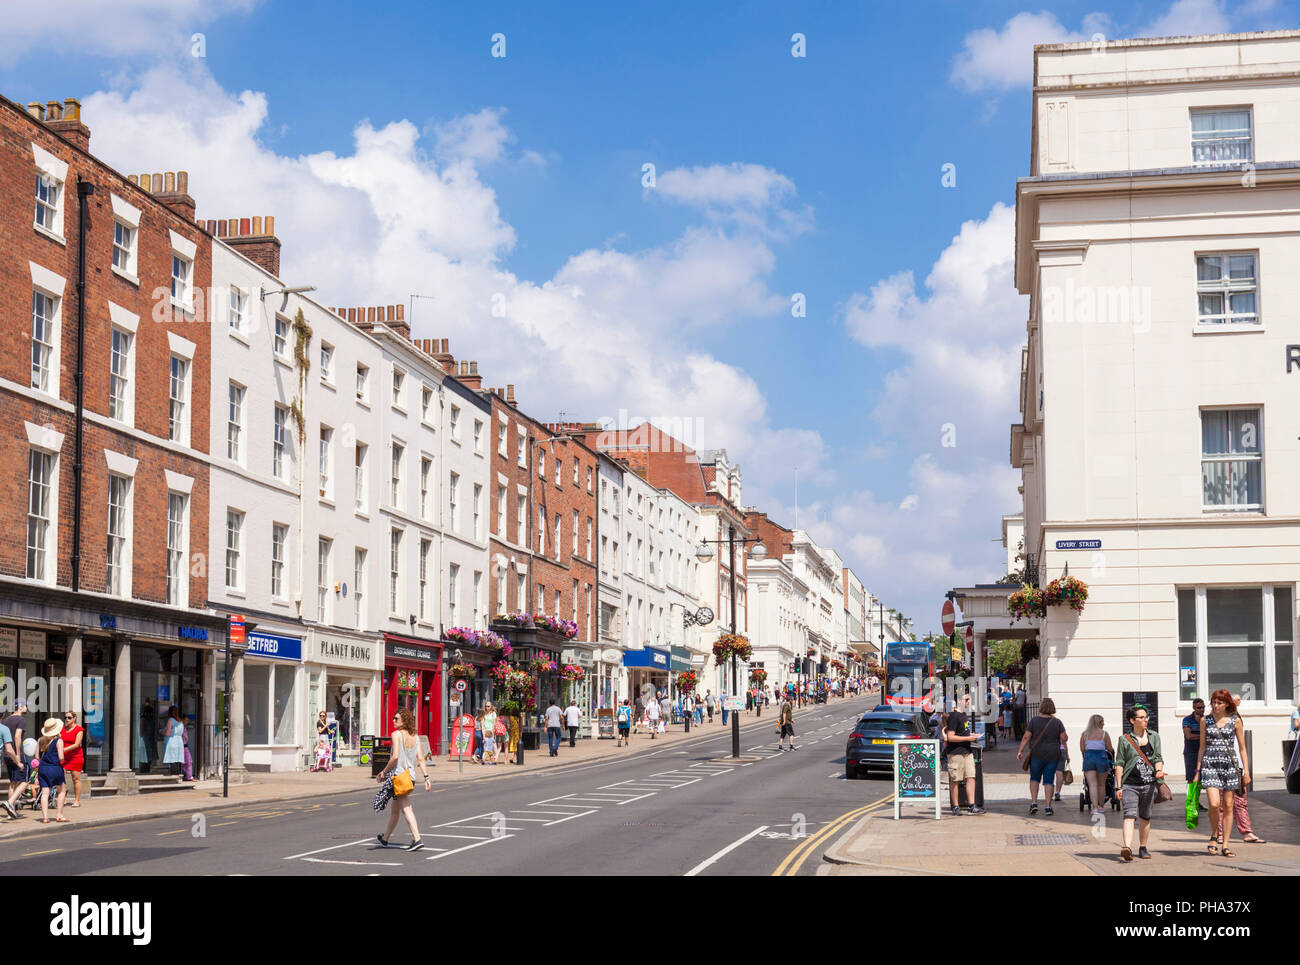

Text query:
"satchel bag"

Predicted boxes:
[[1125, 734, 1172, 802], [1022, 717, 1055, 772], [392, 770, 414, 796]]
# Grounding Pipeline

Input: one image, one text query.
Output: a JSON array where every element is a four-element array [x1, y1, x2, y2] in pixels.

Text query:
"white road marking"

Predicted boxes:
[[544, 809, 598, 826], [684, 825, 769, 877], [426, 834, 514, 860], [303, 858, 403, 866], [285, 838, 372, 860]]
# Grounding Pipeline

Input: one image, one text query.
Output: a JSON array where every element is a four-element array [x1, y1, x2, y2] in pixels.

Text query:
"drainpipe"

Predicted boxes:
[[72, 178, 95, 592]]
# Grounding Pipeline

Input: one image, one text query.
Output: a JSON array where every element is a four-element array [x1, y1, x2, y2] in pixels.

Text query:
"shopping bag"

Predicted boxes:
[[1184, 780, 1200, 830]]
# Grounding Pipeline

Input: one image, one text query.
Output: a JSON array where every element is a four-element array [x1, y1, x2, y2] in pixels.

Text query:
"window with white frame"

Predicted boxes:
[[601, 536, 608, 574], [538, 585, 545, 614], [355, 443, 368, 512], [473, 484, 482, 540], [497, 569, 506, 617], [450, 404, 461, 440], [34, 173, 61, 234], [108, 327, 134, 422], [356, 363, 369, 403], [1177, 585, 1294, 705], [105, 474, 130, 597], [496, 485, 506, 535], [1201, 408, 1262, 511], [26, 449, 55, 582], [317, 537, 332, 623], [587, 467, 592, 492], [420, 540, 432, 621], [612, 541, 619, 581], [168, 355, 189, 443], [449, 471, 460, 531], [448, 563, 460, 627], [227, 382, 245, 463], [572, 510, 579, 555], [166, 492, 187, 606], [554, 513, 561, 561], [498, 422, 507, 457], [225, 509, 244, 590], [517, 494, 526, 544], [170, 254, 192, 310], [354, 548, 367, 631], [516, 572, 526, 612], [319, 426, 333, 499], [421, 457, 432, 520], [31, 290, 57, 394], [390, 442, 404, 506], [1196, 253, 1258, 328], [1191, 107, 1252, 164], [473, 571, 482, 628], [392, 367, 406, 409], [320, 343, 334, 383], [586, 518, 592, 559], [390, 529, 403, 615], [273, 316, 289, 358], [112, 220, 136, 276], [421, 386, 432, 422], [517, 427, 527, 467], [473, 419, 483, 453], [538, 449, 545, 480], [538, 506, 546, 554], [555, 455, 560, 488], [572, 458, 579, 487], [228, 287, 247, 334], [273, 405, 288, 481], [573, 579, 579, 621], [271, 523, 287, 600]]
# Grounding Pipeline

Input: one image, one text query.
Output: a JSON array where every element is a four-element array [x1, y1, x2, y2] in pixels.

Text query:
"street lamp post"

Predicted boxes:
[[696, 526, 766, 759]]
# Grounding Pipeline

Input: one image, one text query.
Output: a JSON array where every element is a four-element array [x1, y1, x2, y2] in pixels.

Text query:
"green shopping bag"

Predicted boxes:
[[1184, 780, 1200, 829]]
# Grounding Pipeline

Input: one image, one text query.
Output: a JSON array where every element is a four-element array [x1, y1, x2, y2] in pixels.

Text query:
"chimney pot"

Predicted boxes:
[[27, 102, 44, 120], [177, 171, 188, 194], [45, 101, 62, 121], [164, 171, 176, 193], [252, 216, 262, 235], [347, 308, 356, 323], [367, 307, 375, 322], [63, 98, 81, 121], [152, 173, 163, 193], [470, 361, 479, 376], [441, 338, 449, 353], [397, 304, 405, 321], [239, 217, 251, 235], [127, 174, 138, 186], [265, 215, 275, 235]]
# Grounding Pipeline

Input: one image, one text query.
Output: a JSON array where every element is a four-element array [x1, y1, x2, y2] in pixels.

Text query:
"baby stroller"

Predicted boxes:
[[1079, 753, 1120, 812]]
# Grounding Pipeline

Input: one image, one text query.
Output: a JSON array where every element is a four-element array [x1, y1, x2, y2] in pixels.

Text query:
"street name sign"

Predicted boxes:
[[893, 739, 941, 820]]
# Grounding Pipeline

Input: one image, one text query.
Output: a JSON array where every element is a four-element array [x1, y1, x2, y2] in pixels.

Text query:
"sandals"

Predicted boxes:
[[1242, 833, 1266, 844], [1120, 846, 1133, 862], [55, 816, 70, 822], [1207, 837, 1220, 855], [1220, 847, 1236, 857]]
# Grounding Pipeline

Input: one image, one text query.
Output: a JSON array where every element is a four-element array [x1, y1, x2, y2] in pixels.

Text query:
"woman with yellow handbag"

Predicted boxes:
[[374, 708, 430, 851]]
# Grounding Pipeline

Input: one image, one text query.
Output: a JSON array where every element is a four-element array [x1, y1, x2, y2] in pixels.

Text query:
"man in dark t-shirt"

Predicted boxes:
[[3, 702, 29, 818], [944, 693, 983, 815]]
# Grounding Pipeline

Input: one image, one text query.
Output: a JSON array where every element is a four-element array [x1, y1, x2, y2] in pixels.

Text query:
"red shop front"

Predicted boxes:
[[382, 635, 443, 754]]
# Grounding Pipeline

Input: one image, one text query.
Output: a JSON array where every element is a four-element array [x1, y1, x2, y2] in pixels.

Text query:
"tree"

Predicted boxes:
[[986, 640, 1021, 675]]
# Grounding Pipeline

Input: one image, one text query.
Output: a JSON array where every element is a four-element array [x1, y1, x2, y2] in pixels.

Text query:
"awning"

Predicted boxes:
[[623, 647, 670, 671]]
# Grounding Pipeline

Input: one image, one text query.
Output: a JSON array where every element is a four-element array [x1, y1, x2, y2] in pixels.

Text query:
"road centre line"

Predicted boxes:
[[684, 826, 769, 877]]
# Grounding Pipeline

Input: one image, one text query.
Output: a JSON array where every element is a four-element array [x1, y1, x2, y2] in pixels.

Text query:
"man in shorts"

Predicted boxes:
[[616, 699, 632, 746], [777, 696, 796, 751], [3, 701, 29, 818], [945, 692, 984, 815]]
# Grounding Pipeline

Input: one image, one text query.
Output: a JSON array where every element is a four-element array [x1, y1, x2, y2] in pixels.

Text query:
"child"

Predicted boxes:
[[310, 734, 333, 772], [472, 708, 485, 764]]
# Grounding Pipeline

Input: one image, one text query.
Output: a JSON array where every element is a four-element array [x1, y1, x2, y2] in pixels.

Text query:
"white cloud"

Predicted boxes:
[[950, 11, 1092, 92], [899, 494, 919, 512], [81, 63, 817, 500], [0, 0, 257, 66], [653, 162, 812, 237], [433, 108, 513, 164], [1144, 0, 1230, 37]]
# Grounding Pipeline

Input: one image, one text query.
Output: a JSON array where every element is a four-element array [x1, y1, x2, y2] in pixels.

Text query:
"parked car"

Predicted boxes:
[[845, 712, 930, 779]]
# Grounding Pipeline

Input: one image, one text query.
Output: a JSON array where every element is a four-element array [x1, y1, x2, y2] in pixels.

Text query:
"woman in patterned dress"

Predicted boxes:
[[1193, 689, 1251, 857]]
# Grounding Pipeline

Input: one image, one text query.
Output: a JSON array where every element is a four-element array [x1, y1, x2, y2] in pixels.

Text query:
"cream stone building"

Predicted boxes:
[[1010, 29, 1300, 764]]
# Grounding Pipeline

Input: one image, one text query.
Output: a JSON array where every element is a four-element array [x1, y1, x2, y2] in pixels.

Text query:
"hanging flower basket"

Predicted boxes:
[[749, 668, 768, 684], [559, 663, 585, 682], [806, 647, 816, 657], [676, 670, 698, 692], [533, 614, 579, 639], [528, 658, 558, 675], [493, 612, 533, 628], [713, 633, 752, 663], [868, 665, 886, 682], [449, 662, 475, 680], [1042, 576, 1089, 613], [1007, 584, 1047, 622]]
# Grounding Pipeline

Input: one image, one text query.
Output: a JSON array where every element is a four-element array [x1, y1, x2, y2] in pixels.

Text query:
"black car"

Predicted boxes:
[[844, 712, 931, 779]]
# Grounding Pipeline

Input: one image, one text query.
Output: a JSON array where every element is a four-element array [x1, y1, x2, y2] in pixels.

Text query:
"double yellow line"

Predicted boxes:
[[772, 792, 893, 876]]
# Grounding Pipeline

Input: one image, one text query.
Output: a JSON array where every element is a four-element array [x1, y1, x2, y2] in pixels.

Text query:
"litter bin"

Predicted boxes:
[[956, 747, 985, 809], [1284, 739, 1299, 794], [364, 735, 392, 778]]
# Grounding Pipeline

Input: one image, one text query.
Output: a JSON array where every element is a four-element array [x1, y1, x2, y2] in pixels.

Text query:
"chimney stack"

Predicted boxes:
[[137, 169, 196, 221], [39, 97, 90, 152], [505, 384, 517, 407], [205, 213, 281, 275], [431, 338, 455, 375], [455, 360, 483, 391]]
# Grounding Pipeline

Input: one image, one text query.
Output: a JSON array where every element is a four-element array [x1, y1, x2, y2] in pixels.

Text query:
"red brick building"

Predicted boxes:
[[0, 95, 221, 787], [532, 428, 598, 642]]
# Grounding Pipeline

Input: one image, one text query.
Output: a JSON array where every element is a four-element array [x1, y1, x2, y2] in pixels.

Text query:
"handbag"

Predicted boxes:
[[392, 770, 414, 796], [1125, 734, 1172, 802], [1185, 780, 1201, 829], [1062, 768, 1074, 786], [1021, 717, 1055, 771]]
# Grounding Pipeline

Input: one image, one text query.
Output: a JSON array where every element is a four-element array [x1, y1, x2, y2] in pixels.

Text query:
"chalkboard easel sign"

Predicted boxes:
[[893, 739, 941, 820], [597, 708, 615, 739], [1122, 692, 1159, 735]]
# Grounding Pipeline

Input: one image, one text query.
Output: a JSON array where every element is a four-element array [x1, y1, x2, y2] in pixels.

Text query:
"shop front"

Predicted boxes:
[[560, 643, 596, 735], [305, 628, 382, 767], [382, 634, 444, 756], [596, 648, 623, 710], [669, 646, 692, 698], [241, 629, 303, 773], [623, 646, 671, 703]]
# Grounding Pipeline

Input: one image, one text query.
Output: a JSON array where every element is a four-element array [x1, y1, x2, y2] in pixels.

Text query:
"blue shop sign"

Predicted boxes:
[[246, 631, 303, 662], [623, 647, 670, 670], [1055, 539, 1102, 550], [178, 626, 208, 641]]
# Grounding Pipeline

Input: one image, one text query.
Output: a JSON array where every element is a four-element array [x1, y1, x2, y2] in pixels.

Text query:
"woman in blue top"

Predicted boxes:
[[1078, 714, 1114, 816], [163, 705, 186, 775], [36, 718, 68, 823]]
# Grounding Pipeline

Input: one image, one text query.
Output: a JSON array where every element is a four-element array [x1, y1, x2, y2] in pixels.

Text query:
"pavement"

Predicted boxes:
[[0, 693, 882, 875], [822, 737, 1300, 876], [0, 692, 860, 845]]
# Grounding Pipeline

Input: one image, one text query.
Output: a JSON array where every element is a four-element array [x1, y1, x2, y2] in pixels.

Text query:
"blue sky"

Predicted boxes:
[[5, 0, 1294, 633]]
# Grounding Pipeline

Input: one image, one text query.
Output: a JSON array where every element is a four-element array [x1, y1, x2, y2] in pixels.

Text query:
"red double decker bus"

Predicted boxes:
[[884, 641, 937, 713]]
